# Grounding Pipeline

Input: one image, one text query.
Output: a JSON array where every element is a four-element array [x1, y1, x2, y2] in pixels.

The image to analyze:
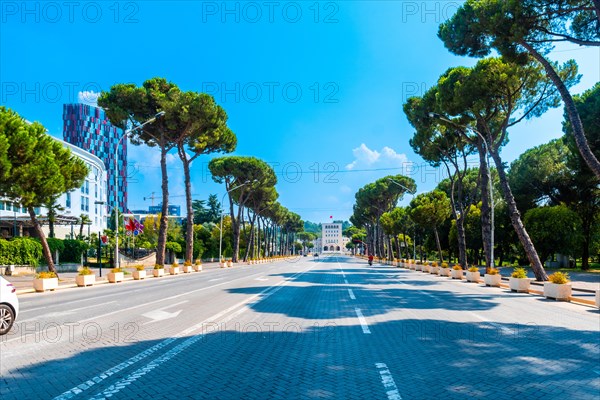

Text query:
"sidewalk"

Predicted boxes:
[[4, 261, 224, 294]]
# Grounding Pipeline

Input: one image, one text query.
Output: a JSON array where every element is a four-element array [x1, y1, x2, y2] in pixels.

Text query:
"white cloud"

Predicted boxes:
[[345, 143, 409, 170], [78, 90, 100, 106]]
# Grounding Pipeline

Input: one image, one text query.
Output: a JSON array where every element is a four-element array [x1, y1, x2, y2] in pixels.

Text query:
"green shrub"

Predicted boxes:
[[61, 240, 88, 263], [468, 266, 479, 272], [46, 238, 65, 254], [511, 268, 528, 279], [0, 238, 43, 266], [134, 265, 145, 271], [78, 267, 93, 276], [36, 271, 57, 279], [452, 265, 462, 270], [111, 268, 123, 273], [549, 272, 570, 284], [487, 268, 499, 275], [154, 264, 164, 270], [441, 262, 449, 268]]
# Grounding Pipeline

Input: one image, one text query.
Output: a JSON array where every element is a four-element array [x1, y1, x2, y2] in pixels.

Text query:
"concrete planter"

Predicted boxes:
[[415, 264, 423, 271], [33, 277, 58, 292], [422, 265, 431, 273], [509, 277, 531, 293], [543, 282, 572, 301], [227, 261, 233, 268], [132, 270, 146, 280], [193, 264, 203, 272], [220, 262, 226, 268], [170, 266, 180, 275], [451, 269, 463, 280], [182, 265, 192, 273], [107, 272, 124, 283], [595, 290, 600, 308], [76, 274, 95, 287], [440, 268, 451, 277], [466, 271, 480, 282], [430, 266, 439, 275], [484, 274, 501, 287], [409, 264, 416, 270], [153, 269, 164, 278]]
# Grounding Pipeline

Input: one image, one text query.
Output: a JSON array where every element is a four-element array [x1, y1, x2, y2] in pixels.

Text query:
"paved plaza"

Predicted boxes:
[[1, 255, 599, 399]]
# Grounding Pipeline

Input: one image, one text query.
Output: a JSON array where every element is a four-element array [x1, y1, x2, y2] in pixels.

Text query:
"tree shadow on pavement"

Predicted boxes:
[[2, 319, 598, 400]]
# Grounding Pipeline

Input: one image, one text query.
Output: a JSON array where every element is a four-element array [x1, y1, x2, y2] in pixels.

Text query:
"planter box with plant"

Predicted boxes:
[[423, 262, 433, 273], [153, 264, 165, 277], [543, 272, 572, 301], [33, 271, 59, 292], [484, 268, 501, 287], [170, 262, 180, 275], [415, 262, 422, 271], [595, 290, 599, 308], [451, 265, 463, 280], [509, 267, 531, 293], [439, 262, 450, 277], [227, 260, 233, 268], [108, 268, 124, 283], [220, 259, 226, 268], [76, 267, 95, 287], [182, 261, 192, 273], [193, 260, 203, 272], [132, 265, 146, 280], [466, 266, 480, 282]]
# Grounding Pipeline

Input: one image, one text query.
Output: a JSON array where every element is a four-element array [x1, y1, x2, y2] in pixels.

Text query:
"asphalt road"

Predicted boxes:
[[1, 255, 599, 399]]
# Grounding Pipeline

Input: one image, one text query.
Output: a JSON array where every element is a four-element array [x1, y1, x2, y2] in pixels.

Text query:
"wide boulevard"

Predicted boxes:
[[1, 255, 599, 399]]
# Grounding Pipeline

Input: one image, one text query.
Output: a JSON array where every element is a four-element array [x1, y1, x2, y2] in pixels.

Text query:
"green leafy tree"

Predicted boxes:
[[409, 190, 451, 263], [524, 205, 583, 264], [208, 156, 277, 262], [0, 107, 88, 274], [434, 57, 577, 280], [99, 77, 173, 266], [405, 85, 479, 269], [167, 88, 237, 263], [78, 214, 91, 240], [438, 0, 600, 178]]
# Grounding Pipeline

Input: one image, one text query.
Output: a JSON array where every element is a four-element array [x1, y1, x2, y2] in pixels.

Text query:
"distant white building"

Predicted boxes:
[[0, 136, 108, 239], [322, 221, 343, 252]]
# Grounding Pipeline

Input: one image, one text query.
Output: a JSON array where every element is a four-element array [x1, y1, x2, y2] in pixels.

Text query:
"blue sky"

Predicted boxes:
[[1, 1, 598, 223]]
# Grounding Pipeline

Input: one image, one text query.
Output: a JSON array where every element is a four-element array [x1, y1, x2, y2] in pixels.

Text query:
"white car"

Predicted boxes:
[[0, 276, 19, 335]]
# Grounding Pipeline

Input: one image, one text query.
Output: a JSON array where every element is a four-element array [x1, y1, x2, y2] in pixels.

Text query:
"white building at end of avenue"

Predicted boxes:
[[0, 137, 108, 239], [321, 221, 348, 253]]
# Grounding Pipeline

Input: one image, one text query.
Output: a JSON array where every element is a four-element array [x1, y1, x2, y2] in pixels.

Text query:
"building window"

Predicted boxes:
[[66, 192, 71, 208]]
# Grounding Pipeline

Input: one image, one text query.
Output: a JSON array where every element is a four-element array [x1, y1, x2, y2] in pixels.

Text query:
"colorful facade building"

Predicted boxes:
[[63, 103, 126, 213]]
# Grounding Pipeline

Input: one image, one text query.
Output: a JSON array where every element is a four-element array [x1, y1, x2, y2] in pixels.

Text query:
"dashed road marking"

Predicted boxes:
[[344, 279, 349, 284], [375, 363, 402, 400], [355, 308, 371, 334], [348, 289, 356, 300]]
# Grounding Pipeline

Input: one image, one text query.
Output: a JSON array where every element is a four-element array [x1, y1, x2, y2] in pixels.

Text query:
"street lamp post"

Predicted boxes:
[[428, 112, 494, 269], [94, 200, 105, 276], [113, 111, 165, 270], [387, 178, 417, 260]]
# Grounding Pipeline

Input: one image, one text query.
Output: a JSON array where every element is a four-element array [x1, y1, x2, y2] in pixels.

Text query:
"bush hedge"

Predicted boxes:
[[0, 238, 43, 266]]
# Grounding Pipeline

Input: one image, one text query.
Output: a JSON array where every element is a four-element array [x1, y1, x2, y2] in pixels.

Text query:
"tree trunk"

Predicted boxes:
[[456, 215, 468, 269], [402, 233, 410, 259], [433, 226, 444, 263], [489, 149, 548, 281], [521, 41, 600, 179], [180, 152, 194, 263], [28, 207, 57, 276], [156, 144, 169, 266], [477, 144, 494, 272], [395, 236, 401, 261]]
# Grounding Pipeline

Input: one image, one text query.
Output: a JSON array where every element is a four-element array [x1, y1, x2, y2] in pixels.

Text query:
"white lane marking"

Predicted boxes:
[[593, 368, 600, 375], [355, 308, 371, 334], [141, 301, 188, 325], [208, 278, 223, 282], [4, 272, 263, 346], [344, 279, 349, 284], [375, 363, 402, 400], [348, 289, 356, 300], [255, 277, 268, 281], [17, 301, 117, 324], [54, 264, 315, 400]]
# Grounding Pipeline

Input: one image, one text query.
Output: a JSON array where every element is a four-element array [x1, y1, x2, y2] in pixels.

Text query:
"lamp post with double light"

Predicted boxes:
[[428, 112, 494, 269], [113, 111, 165, 270]]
